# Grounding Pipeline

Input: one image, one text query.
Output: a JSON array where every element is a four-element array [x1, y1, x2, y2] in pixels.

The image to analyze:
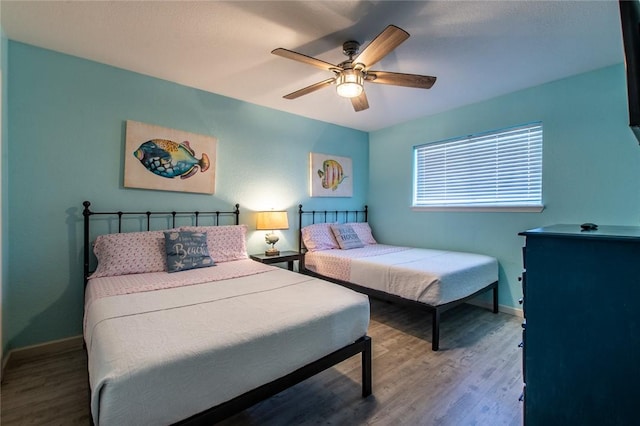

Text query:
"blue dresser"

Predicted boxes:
[[519, 225, 640, 425]]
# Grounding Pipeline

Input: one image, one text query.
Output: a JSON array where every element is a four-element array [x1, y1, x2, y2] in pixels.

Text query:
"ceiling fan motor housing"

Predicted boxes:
[[342, 40, 361, 58]]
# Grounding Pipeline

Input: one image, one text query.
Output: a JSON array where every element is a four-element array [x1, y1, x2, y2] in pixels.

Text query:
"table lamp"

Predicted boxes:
[[256, 211, 289, 256]]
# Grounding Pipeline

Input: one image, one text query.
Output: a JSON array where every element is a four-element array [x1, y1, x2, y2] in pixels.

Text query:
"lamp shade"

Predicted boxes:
[[256, 211, 289, 230]]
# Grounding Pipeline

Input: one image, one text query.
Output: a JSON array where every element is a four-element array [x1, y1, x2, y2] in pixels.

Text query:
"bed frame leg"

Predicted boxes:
[[492, 283, 499, 314], [362, 336, 372, 397], [432, 309, 440, 351]]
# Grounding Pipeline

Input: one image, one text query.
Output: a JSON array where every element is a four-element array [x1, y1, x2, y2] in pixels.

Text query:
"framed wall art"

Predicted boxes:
[[124, 120, 216, 194], [309, 152, 353, 197]]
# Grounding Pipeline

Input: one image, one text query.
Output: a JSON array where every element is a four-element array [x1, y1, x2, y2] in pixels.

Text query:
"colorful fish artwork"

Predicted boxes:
[[309, 153, 352, 197], [317, 159, 347, 191], [133, 139, 210, 179]]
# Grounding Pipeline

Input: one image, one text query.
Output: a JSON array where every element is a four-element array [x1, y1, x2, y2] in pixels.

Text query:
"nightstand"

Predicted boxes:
[[249, 250, 302, 271]]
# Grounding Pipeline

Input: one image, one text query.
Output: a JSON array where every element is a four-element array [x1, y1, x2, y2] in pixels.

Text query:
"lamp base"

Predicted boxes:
[[265, 248, 280, 256]]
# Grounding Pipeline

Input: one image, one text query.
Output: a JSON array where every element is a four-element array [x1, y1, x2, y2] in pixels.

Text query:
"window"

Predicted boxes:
[[413, 122, 543, 211]]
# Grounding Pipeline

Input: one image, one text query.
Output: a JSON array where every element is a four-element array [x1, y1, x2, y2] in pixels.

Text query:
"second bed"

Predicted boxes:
[[298, 205, 498, 351]]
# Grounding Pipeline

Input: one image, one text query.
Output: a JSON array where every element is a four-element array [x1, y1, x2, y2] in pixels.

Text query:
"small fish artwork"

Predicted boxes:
[[318, 159, 347, 191], [309, 152, 352, 197], [134, 139, 210, 179]]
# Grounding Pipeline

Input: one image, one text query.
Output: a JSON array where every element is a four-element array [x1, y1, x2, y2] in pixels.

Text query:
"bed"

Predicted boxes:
[[82, 201, 372, 425], [297, 205, 498, 351]]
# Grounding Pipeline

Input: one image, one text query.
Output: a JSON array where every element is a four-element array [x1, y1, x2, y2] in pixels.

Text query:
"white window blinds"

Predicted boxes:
[[413, 123, 543, 209]]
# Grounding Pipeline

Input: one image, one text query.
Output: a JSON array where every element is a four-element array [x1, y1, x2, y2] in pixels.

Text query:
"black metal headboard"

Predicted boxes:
[[82, 201, 240, 284], [297, 204, 368, 253]]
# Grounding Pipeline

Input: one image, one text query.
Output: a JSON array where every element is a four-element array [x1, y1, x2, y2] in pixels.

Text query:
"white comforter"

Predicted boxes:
[[84, 260, 370, 425], [305, 245, 498, 306]]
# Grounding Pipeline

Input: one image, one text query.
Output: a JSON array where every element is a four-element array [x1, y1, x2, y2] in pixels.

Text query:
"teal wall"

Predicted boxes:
[[6, 41, 368, 350], [369, 64, 640, 309], [6, 39, 638, 351], [1, 27, 8, 356]]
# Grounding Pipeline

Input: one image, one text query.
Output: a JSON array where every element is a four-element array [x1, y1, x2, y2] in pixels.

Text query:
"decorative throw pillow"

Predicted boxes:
[[330, 224, 365, 250], [164, 231, 215, 273], [346, 222, 377, 245], [301, 223, 339, 251], [90, 230, 168, 278], [179, 225, 248, 262]]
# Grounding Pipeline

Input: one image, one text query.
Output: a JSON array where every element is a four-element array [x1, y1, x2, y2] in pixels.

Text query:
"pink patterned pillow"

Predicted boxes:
[[346, 222, 377, 245], [90, 230, 168, 278], [301, 223, 339, 252], [180, 225, 248, 262]]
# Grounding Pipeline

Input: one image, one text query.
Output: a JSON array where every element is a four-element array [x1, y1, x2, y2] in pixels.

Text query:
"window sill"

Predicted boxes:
[[411, 205, 544, 213]]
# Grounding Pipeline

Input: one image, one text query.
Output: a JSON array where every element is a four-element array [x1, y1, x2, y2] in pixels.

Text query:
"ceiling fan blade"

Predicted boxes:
[[353, 25, 409, 68], [283, 78, 335, 100], [367, 71, 436, 89], [351, 91, 369, 112], [272, 48, 337, 72]]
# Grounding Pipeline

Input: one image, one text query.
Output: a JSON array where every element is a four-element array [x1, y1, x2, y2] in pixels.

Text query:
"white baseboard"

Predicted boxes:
[[1, 351, 8, 381], [3, 335, 83, 371], [466, 299, 524, 318]]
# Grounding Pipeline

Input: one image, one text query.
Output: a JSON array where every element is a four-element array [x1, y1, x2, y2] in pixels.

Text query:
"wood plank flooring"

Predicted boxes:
[[1, 300, 523, 425]]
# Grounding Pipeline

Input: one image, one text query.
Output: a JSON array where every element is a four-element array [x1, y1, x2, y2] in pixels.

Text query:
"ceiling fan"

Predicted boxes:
[[272, 24, 436, 112]]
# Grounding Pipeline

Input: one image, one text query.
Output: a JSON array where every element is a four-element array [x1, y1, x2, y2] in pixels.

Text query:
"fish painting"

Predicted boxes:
[[317, 159, 347, 190], [133, 139, 210, 179]]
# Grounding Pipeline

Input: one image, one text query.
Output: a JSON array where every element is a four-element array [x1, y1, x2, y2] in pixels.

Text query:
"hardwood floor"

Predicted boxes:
[[1, 300, 523, 425]]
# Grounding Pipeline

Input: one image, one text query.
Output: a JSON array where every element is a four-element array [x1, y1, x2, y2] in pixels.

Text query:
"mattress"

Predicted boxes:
[[304, 244, 498, 306], [84, 259, 370, 425]]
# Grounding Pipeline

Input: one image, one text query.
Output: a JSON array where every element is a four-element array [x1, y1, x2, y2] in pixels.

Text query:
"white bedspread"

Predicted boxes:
[[305, 245, 498, 306], [84, 261, 370, 425]]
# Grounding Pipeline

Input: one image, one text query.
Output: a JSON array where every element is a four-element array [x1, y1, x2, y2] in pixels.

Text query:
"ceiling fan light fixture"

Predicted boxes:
[[336, 69, 364, 98], [273, 25, 434, 111]]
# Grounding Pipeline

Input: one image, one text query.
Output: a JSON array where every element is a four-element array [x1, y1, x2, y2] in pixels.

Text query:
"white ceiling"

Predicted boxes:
[[0, 0, 624, 132]]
